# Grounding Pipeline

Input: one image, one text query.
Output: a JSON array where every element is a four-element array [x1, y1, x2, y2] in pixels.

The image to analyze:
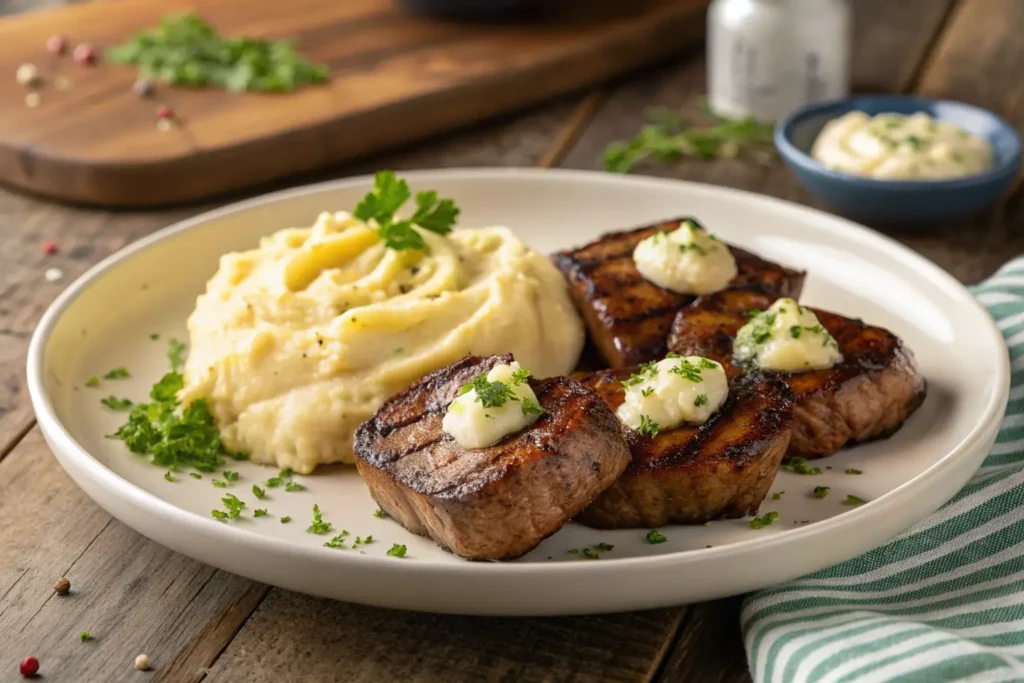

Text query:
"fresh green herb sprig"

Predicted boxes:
[[603, 103, 775, 174], [387, 544, 407, 558], [646, 529, 667, 544], [106, 13, 329, 93], [354, 171, 460, 251], [307, 504, 332, 535], [101, 396, 133, 410]]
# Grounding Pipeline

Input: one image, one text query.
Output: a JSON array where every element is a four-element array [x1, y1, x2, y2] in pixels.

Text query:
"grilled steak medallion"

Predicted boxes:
[[667, 293, 927, 457], [353, 354, 631, 560], [576, 370, 793, 528], [551, 218, 805, 369]]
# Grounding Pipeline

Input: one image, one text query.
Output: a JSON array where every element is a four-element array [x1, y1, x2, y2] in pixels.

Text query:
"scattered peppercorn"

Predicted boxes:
[[134, 654, 150, 671], [19, 657, 39, 677], [16, 63, 40, 86], [41, 240, 58, 255], [53, 576, 71, 594], [73, 43, 97, 65], [47, 35, 68, 56], [133, 78, 155, 98]]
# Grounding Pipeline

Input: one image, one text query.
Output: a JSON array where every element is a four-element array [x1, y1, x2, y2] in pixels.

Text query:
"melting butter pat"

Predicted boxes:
[[734, 298, 842, 371], [632, 220, 737, 295], [617, 355, 729, 434], [443, 361, 543, 449]]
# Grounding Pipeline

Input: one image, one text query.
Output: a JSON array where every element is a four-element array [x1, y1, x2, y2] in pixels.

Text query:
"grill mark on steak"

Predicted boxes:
[[551, 217, 805, 369], [666, 292, 927, 458], [354, 354, 631, 560], [576, 369, 794, 528]]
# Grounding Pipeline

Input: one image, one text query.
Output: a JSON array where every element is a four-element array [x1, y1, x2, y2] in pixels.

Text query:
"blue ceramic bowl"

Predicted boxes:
[[775, 96, 1021, 224]]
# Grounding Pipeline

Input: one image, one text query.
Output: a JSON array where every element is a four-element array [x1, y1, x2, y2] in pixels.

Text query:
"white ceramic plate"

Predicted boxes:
[[28, 169, 1008, 616]]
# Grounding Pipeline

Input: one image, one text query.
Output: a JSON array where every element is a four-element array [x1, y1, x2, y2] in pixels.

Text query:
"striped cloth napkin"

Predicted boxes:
[[742, 258, 1024, 683]]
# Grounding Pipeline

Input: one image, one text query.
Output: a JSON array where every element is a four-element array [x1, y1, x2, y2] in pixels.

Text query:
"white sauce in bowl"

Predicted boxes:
[[811, 111, 994, 180]]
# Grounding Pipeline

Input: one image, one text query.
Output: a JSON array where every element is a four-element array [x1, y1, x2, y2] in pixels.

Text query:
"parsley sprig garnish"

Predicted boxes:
[[354, 171, 460, 251], [603, 103, 775, 174], [106, 13, 329, 93]]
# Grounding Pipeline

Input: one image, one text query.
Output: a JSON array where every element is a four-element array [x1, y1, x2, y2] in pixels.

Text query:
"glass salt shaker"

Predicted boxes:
[[707, 0, 851, 123]]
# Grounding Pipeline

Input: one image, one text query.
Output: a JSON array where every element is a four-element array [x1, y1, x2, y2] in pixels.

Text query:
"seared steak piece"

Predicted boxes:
[[353, 354, 631, 560], [667, 294, 927, 457], [551, 217, 805, 369], [576, 370, 793, 528]]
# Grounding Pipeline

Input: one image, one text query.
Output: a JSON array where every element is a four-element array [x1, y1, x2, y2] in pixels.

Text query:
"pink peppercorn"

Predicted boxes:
[[41, 240, 57, 255], [46, 35, 68, 56], [156, 105, 174, 119], [19, 657, 39, 678], [72, 44, 96, 65]]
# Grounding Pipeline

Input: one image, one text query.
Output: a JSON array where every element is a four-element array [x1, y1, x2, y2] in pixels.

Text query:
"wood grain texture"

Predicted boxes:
[[202, 589, 685, 683], [655, 598, 750, 683], [0, 428, 266, 683], [0, 0, 708, 206]]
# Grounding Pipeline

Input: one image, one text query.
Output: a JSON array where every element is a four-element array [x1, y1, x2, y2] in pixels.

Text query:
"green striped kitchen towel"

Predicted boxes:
[[742, 258, 1024, 683]]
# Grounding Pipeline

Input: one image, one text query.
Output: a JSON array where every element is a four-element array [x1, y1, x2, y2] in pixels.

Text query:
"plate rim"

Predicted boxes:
[[25, 168, 1010, 587]]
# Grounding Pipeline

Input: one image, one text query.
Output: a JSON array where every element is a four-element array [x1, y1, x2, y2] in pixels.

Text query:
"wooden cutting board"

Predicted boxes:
[[0, 0, 708, 207]]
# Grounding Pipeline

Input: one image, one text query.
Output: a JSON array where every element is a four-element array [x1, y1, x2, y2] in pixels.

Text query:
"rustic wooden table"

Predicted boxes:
[[1, 1, 1021, 682]]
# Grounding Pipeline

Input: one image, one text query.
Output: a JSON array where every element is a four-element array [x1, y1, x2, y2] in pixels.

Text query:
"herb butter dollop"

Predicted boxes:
[[735, 298, 842, 371], [617, 355, 729, 435], [443, 362, 543, 449], [811, 111, 993, 180], [633, 220, 737, 295]]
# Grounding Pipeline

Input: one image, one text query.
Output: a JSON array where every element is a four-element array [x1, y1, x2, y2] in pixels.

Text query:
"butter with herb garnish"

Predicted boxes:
[[616, 354, 729, 435], [442, 361, 544, 449], [632, 220, 737, 295], [734, 298, 842, 372]]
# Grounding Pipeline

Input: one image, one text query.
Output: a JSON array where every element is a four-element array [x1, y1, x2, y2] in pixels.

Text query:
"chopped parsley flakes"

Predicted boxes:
[[749, 511, 779, 529], [324, 531, 349, 548], [254, 509, 267, 518], [252, 485, 266, 499], [307, 504, 332, 535], [104, 367, 130, 380], [223, 470, 239, 481], [844, 495, 867, 506], [101, 396, 133, 410], [80, 632, 92, 642], [812, 486, 830, 499], [845, 468, 863, 475], [783, 457, 822, 475], [646, 529, 667, 544], [85, 376, 100, 388], [373, 508, 388, 519], [164, 471, 175, 482], [286, 481, 305, 492], [637, 414, 660, 436], [280, 516, 292, 524], [167, 338, 186, 372], [771, 491, 784, 500], [387, 543, 408, 558], [694, 393, 709, 407]]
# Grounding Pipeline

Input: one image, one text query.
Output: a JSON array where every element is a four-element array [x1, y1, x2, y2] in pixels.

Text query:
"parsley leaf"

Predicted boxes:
[[101, 396, 133, 410], [190, 472, 202, 479], [221, 494, 245, 518], [387, 543, 407, 558], [104, 367, 130, 380], [80, 631, 92, 642], [520, 398, 543, 417], [254, 509, 267, 518], [646, 529, 667, 544], [812, 486, 830, 499], [85, 376, 100, 387], [285, 481, 305, 492], [307, 504, 332, 535], [280, 516, 292, 524], [164, 471, 175, 482], [324, 533, 347, 549], [694, 393, 709, 407], [771, 491, 784, 500], [353, 171, 459, 251], [637, 414, 660, 436], [783, 457, 822, 475], [223, 470, 239, 481], [749, 511, 779, 529], [845, 468, 863, 475], [212, 480, 227, 488], [252, 485, 266, 499], [845, 495, 867, 506], [167, 338, 186, 373], [106, 13, 329, 93], [373, 508, 388, 519]]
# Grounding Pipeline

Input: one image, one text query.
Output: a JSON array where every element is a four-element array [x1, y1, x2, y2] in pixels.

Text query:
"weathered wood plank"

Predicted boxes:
[[654, 599, 750, 683], [202, 590, 685, 683], [0, 429, 264, 683]]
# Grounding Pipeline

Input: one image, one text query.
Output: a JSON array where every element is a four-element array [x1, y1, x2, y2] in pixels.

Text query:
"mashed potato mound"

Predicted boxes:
[[180, 211, 584, 473]]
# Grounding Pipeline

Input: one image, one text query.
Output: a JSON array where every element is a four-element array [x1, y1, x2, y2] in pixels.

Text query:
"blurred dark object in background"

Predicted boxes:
[[399, 0, 538, 20]]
